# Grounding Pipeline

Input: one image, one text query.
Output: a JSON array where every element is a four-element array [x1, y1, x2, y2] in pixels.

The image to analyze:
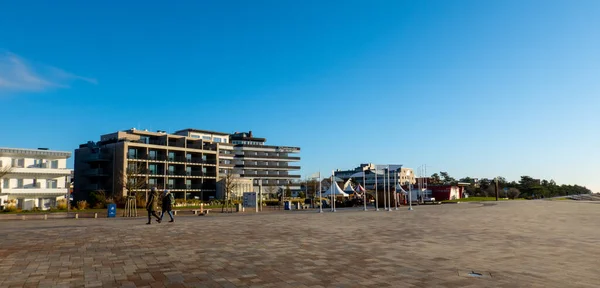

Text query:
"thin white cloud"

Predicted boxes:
[[0, 52, 97, 93]]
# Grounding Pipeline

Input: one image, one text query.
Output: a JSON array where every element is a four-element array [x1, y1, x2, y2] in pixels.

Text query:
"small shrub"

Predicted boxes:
[[32, 207, 41, 212], [263, 200, 280, 206], [77, 200, 88, 210], [3, 206, 17, 212], [89, 190, 107, 209], [56, 199, 67, 210], [507, 188, 521, 199]]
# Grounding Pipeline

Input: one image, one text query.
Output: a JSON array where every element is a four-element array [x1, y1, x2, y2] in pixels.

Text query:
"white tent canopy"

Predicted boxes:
[[344, 181, 356, 193], [396, 183, 408, 194], [322, 181, 349, 197], [355, 184, 365, 193]]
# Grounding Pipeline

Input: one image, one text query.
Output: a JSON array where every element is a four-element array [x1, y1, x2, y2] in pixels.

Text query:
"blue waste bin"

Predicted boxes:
[[107, 203, 116, 218], [284, 201, 291, 210]]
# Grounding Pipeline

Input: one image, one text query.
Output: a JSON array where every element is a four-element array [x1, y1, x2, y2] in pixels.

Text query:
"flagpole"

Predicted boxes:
[[363, 171, 367, 211], [388, 165, 392, 212], [318, 171, 323, 213], [331, 171, 336, 212], [375, 167, 379, 211], [394, 170, 399, 210], [383, 167, 387, 211]]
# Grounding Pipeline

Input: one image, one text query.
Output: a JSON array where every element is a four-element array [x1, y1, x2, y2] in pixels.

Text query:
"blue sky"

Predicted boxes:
[[1, 1, 598, 192]]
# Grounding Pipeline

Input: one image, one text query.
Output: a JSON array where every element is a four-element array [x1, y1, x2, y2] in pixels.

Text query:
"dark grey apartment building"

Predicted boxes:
[[74, 128, 300, 202]]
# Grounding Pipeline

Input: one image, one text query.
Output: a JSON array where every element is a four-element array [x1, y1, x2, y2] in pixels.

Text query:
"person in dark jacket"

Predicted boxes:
[[146, 187, 161, 224], [159, 189, 175, 223]]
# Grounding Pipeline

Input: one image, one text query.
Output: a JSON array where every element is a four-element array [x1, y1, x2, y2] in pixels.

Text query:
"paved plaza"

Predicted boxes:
[[1, 201, 599, 288]]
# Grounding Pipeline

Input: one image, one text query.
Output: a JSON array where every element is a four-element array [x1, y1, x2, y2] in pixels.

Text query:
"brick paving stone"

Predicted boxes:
[[1, 201, 600, 287]]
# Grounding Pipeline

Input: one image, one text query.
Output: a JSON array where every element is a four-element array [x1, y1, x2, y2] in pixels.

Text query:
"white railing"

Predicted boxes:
[[2, 188, 68, 195], [9, 167, 71, 175]]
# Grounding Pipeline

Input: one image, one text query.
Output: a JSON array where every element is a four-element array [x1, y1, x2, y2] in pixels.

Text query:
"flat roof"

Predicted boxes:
[[0, 147, 71, 158], [175, 128, 230, 136]]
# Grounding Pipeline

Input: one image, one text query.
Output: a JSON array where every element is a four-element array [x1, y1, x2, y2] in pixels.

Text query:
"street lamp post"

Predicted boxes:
[[407, 170, 413, 211], [375, 167, 379, 211], [394, 171, 399, 210], [363, 170, 367, 211], [387, 165, 392, 212]]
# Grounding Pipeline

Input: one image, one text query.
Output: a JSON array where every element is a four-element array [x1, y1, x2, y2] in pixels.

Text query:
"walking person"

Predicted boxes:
[[160, 189, 175, 223], [146, 187, 161, 224]]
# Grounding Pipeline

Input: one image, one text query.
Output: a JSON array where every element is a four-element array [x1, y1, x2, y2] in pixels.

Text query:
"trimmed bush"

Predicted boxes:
[[77, 200, 88, 210]]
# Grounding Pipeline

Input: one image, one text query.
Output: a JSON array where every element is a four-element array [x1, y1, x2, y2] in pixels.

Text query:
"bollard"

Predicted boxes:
[[75, 213, 79, 219], [44, 214, 47, 220], [94, 213, 98, 219], [22, 215, 26, 220]]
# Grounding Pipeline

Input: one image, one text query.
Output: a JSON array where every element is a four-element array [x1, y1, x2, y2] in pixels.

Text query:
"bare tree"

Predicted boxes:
[[220, 172, 240, 213], [264, 185, 280, 200], [0, 165, 13, 194], [117, 162, 148, 202]]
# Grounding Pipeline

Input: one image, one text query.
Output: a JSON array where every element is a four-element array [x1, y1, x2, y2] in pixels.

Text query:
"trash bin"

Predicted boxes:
[[107, 203, 116, 218], [284, 201, 292, 210]]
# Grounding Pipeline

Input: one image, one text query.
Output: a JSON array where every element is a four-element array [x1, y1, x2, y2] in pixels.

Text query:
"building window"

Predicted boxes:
[[34, 159, 43, 168], [3, 179, 8, 189], [11, 158, 25, 168], [128, 148, 137, 159], [47, 180, 57, 189], [168, 166, 175, 175], [191, 135, 200, 139], [168, 152, 175, 161], [202, 136, 211, 141], [214, 137, 222, 143], [148, 178, 157, 187], [168, 179, 174, 189], [149, 150, 157, 160], [186, 167, 192, 176], [51, 160, 58, 169], [149, 164, 157, 175], [17, 179, 23, 188]]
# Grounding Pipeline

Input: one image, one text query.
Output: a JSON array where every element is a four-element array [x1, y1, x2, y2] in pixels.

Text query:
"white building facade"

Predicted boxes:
[[0, 148, 72, 210]]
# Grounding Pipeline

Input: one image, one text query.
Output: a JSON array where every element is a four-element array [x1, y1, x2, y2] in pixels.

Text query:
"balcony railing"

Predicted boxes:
[[235, 164, 300, 169], [84, 154, 110, 162], [239, 174, 301, 178], [238, 153, 300, 160], [84, 168, 108, 176]]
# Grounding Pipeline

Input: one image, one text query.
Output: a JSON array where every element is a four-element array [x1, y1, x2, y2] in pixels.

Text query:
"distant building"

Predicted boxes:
[[334, 163, 415, 190], [0, 147, 72, 210]]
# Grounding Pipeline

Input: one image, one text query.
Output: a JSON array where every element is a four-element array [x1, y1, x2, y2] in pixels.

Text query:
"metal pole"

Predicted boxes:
[[375, 167, 379, 211], [383, 167, 387, 211], [318, 171, 322, 213], [394, 171, 399, 210], [363, 171, 367, 211], [331, 171, 336, 212], [387, 166, 392, 211], [259, 178, 262, 212], [408, 180, 413, 211]]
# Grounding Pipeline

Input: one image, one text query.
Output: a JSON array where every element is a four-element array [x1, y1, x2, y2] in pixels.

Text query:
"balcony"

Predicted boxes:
[[238, 153, 300, 161], [83, 168, 108, 177], [1, 188, 68, 196], [84, 184, 102, 191], [235, 164, 300, 170], [9, 167, 72, 176], [167, 171, 187, 177], [239, 174, 301, 179], [83, 154, 110, 162]]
